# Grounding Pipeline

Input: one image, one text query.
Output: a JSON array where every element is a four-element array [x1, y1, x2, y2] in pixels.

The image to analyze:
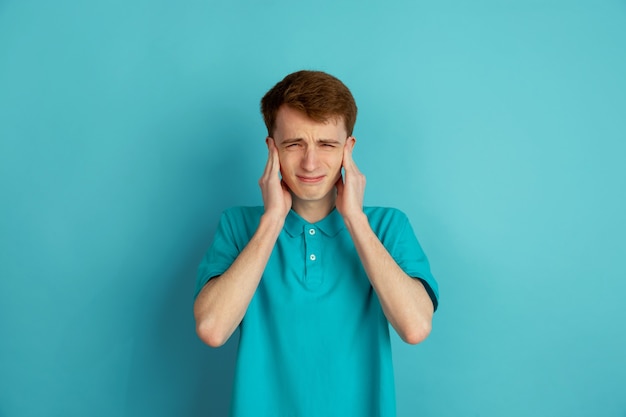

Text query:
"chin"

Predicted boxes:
[[291, 185, 335, 203]]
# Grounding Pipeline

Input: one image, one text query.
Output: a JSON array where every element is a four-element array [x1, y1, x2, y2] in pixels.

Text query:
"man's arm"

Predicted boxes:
[[193, 139, 290, 347], [336, 141, 434, 345]]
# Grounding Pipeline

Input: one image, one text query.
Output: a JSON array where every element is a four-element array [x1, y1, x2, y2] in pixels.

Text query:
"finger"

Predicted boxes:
[[342, 142, 355, 173], [262, 137, 275, 177], [343, 137, 354, 161], [265, 137, 281, 178], [269, 140, 281, 178], [335, 174, 344, 195], [343, 138, 360, 174]]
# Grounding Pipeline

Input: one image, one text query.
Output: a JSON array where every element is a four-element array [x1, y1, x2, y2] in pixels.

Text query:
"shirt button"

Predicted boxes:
[[309, 254, 316, 261], [309, 228, 316, 235]]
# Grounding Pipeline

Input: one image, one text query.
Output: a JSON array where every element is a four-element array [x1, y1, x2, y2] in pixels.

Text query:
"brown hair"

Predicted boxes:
[[260, 70, 358, 136]]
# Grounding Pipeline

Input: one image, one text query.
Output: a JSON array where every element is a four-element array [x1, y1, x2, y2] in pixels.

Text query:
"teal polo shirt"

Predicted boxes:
[[196, 206, 439, 417]]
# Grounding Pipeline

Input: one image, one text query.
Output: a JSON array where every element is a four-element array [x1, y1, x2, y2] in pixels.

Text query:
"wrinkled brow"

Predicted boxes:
[[281, 138, 342, 145]]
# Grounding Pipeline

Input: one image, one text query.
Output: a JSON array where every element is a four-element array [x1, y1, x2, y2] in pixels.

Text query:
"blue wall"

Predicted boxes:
[[1, 1, 625, 416]]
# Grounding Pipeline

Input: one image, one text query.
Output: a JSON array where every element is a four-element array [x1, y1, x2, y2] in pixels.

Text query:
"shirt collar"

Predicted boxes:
[[284, 208, 345, 237]]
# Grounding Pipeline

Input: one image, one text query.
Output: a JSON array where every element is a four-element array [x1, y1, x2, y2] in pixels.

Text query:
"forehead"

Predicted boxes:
[[274, 106, 346, 139]]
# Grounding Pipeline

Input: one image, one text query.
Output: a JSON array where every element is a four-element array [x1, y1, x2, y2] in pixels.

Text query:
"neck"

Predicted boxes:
[[291, 192, 336, 223]]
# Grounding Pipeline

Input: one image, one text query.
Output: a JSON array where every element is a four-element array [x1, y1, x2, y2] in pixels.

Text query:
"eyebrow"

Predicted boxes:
[[280, 138, 342, 146], [281, 138, 304, 145]]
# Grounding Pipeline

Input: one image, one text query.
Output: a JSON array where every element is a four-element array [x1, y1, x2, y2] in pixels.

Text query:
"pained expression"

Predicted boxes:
[[271, 106, 352, 205]]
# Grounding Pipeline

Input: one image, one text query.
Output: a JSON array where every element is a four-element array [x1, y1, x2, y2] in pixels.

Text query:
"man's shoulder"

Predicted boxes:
[[222, 205, 264, 217], [219, 206, 264, 226], [363, 206, 408, 221], [363, 206, 412, 236]]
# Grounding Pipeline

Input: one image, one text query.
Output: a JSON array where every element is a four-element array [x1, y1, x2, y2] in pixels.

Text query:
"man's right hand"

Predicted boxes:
[[195, 138, 291, 347], [259, 138, 292, 220]]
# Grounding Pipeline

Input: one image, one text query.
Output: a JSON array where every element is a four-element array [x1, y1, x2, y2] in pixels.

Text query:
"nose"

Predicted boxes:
[[300, 147, 319, 172]]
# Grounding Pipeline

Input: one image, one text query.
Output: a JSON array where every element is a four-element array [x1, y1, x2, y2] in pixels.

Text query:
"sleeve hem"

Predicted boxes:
[[415, 277, 439, 312]]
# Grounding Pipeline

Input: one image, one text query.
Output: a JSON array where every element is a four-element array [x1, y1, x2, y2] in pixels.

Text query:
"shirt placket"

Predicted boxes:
[[304, 224, 322, 286]]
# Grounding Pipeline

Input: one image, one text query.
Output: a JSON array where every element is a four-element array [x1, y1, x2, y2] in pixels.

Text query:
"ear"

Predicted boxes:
[[347, 136, 356, 150], [266, 136, 275, 150]]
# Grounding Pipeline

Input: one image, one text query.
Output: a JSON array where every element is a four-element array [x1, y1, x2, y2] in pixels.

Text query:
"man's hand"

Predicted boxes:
[[259, 138, 292, 220], [335, 138, 366, 222], [196, 138, 289, 348], [334, 138, 434, 345]]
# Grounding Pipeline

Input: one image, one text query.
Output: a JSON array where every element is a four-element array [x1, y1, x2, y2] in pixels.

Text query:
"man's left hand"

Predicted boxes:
[[335, 138, 366, 221]]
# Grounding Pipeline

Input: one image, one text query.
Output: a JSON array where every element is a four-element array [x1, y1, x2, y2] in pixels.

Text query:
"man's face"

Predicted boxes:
[[271, 105, 352, 207]]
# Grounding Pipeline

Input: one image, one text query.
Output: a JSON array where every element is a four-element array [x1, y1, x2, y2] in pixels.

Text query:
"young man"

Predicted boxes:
[[194, 70, 439, 417]]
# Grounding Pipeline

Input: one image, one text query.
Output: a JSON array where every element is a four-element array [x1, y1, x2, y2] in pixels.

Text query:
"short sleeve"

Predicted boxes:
[[194, 210, 242, 299], [394, 214, 439, 311], [372, 208, 440, 312]]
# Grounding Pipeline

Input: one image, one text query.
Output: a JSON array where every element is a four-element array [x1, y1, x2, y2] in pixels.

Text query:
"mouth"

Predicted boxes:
[[296, 175, 325, 184]]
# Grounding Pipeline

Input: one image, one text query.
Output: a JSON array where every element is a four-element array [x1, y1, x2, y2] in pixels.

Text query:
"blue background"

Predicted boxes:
[[1, 1, 625, 416]]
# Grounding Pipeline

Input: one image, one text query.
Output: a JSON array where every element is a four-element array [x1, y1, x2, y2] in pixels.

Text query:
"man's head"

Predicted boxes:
[[261, 71, 358, 215], [261, 70, 357, 137]]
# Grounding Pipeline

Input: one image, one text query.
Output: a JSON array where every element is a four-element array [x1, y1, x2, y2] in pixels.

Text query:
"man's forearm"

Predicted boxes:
[[193, 213, 284, 347], [343, 213, 434, 345]]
